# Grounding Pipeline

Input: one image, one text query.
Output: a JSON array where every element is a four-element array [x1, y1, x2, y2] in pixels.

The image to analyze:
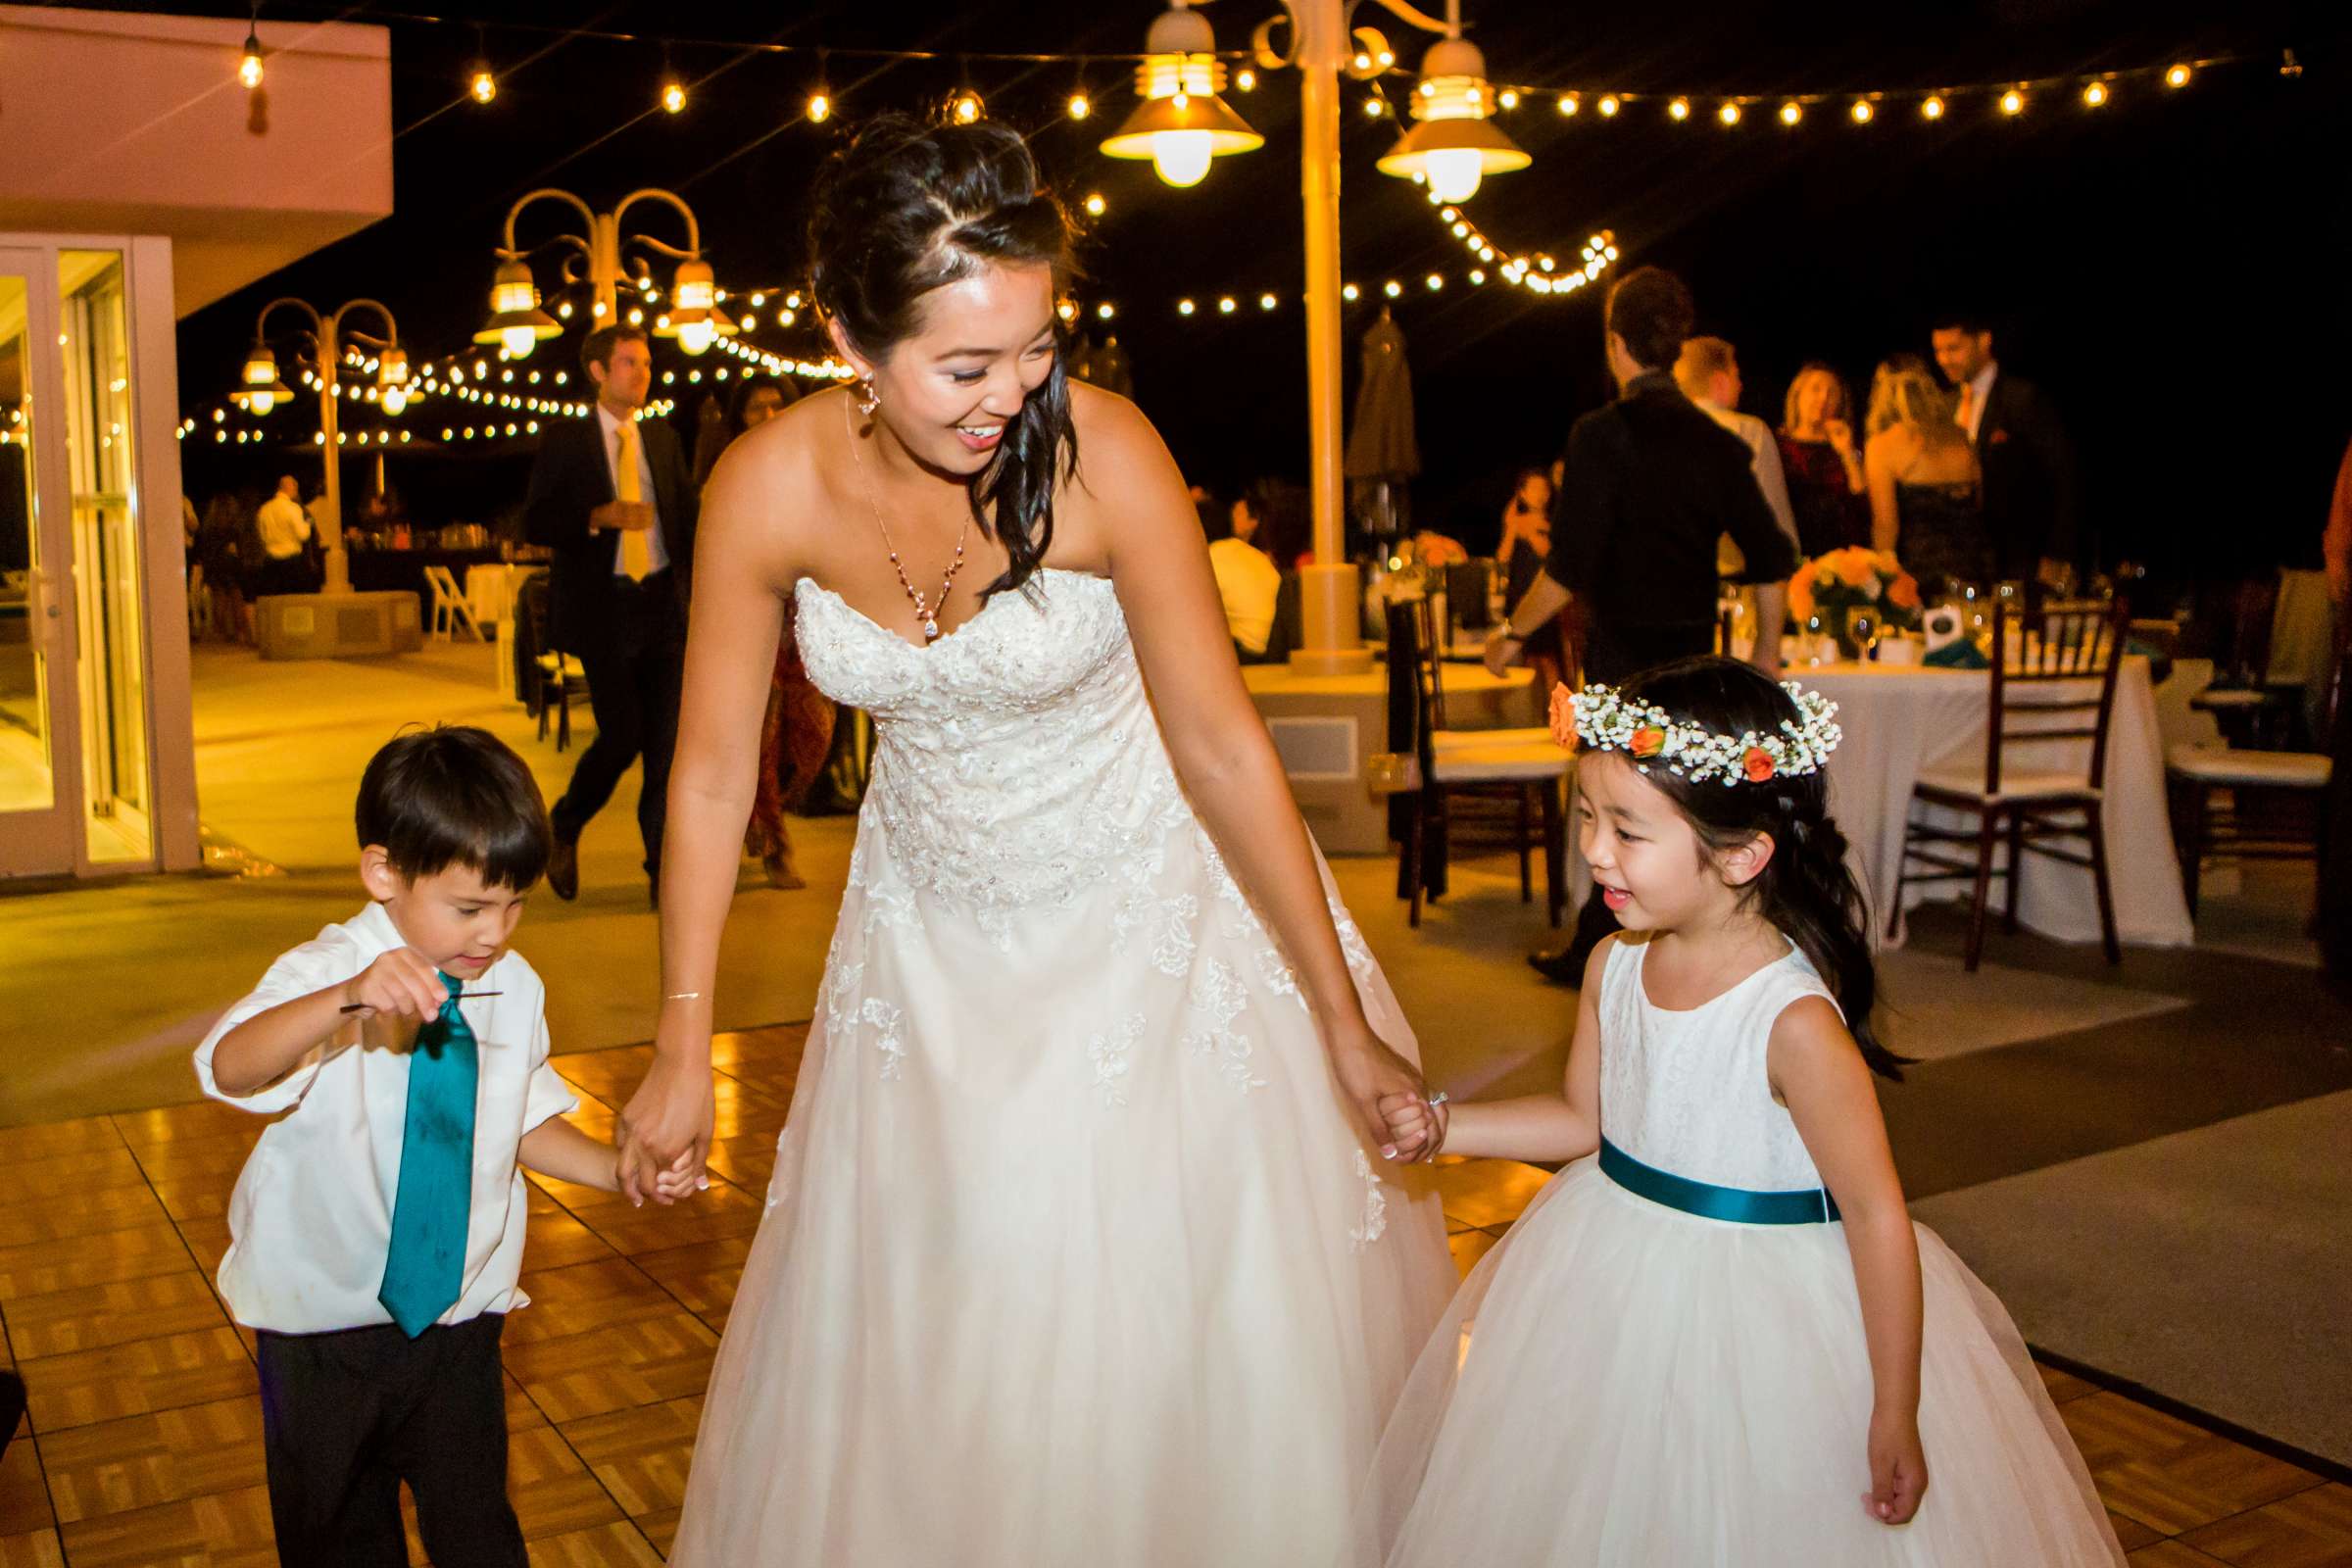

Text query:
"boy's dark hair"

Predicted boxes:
[[1928, 310, 1993, 336], [356, 726, 551, 891], [581, 323, 651, 383], [1604, 266, 1696, 373]]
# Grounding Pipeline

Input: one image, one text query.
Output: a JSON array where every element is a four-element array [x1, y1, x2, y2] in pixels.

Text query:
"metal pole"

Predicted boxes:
[[1290, 0, 1371, 674], [317, 317, 347, 593], [591, 211, 622, 325]]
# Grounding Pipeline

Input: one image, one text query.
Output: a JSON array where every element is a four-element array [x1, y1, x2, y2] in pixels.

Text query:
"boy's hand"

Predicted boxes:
[[1377, 1090, 1447, 1163], [645, 1148, 710, 1203], [342, 948, 450, 1022]]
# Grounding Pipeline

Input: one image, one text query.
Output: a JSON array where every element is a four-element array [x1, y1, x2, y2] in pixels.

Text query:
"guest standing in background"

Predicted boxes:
[[1673, 335, 1800, 552], [1930, 312, 2080, 586], [1203, 489, 1284, 663], [1865, 355, 1990, 594], [524, 324, 700, 908], [197, 493, 255, 645], [2321, 432, 2352, 997], [705, 378, 834, 890], [1488, 266, 1793, 985], [253, 475, 315, 597], [1496, 466, 1570, 693], [1778, 363, 1871, 556]]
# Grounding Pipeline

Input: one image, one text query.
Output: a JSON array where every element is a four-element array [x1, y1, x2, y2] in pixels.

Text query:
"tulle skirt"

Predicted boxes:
[[1351, 1159, 2126, 1567], [668, 818, 1457, 1566]]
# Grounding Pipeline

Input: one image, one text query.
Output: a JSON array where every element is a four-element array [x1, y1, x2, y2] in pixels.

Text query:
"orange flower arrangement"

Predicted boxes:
[[1630, 726, 1667, 759], [1742, 747, 1776, 783], [1786, 547, 1924, 636]]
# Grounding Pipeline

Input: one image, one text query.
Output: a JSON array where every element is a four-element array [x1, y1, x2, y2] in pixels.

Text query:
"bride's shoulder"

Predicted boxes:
[[1065, 379, 1177, 487]]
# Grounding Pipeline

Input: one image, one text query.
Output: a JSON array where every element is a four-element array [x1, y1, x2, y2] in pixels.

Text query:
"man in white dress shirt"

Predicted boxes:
[[193, 726, 694, 1566], [253, 473, 316, 596], [1674, 336, 1800, 563]]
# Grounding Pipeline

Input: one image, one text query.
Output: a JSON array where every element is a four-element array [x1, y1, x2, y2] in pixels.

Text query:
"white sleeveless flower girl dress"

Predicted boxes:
[[1351, 933, 2126, 1567], [668, 570, 1457, 1566]]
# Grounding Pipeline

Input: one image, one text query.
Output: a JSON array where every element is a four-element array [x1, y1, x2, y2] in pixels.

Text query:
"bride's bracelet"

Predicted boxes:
[[663, 990, 709, 1004]]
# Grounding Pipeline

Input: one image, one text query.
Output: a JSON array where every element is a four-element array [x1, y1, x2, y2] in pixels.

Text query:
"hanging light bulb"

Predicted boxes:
[[468, 63, 496, 103], [1718, 101, 1742, 125], [1084, 192, 1107, 217], [231, 341, 292, 416], [2165, 63, 2192, 89], [1235, 69, 1256, 92], [1067, 90, 1093, 121], [808, 89, 832, 122], [1101, 3, 1263, 187], [376, 346, 409, 416], [1556, 93, 1580, 116], [1668, 97, 1690, 121], [1597, 94, 1620, 116], [1999, 87, 2026, 116], [952, 88, 984, 123], [473, 259, 562, 360], [1850, 98, 1875, 123], [1922, 94, 1946, 120], [1375, 33, 1531, 203], [2082, 80, 2109, 107], [662, 76, 687, 114], [238, 21, 265, 90], [1779, 100, 1802, 125]]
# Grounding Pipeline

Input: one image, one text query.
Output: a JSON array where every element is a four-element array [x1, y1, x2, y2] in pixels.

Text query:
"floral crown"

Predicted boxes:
[[1550, 681, 1843, 787]]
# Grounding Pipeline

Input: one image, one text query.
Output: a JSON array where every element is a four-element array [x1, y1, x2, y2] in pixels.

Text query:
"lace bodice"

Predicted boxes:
[[793, 569, 1196, 933], [1596, 934, 1839, 1193]]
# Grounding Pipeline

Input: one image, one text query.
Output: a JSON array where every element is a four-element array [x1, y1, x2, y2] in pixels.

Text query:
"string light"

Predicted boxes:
[[1068, 90, 1092, 121], [1597, 95, 1620, 117], [662, 76, 687, 114], [1084, 192, 1107, 217], [1096, 303, 1115, 319], [1235, 68, 1255, 91], [2166, 63, 2192, 88], [1383, 280, 1403, 299], [1258, 292, 1278, 311], [1178, 298, 1197, 316], [1342, 283, 1360, 302], [808, 90, 832, 122], [1922, 95, 1946, 120], [1218, 296, 1237, 314], [1718, 101, 1741, 125], [469, 64, 497, 103], [2082, 80, 2109, 107], [1850, 98, 1875, 123], [1363, 95, 1385, 118], [1556, 93, 1579, 116], [1667, 98, 1690, 121], [1779, 100, 1802, 125], [1424, 272, 1444, 291], [1999, 87, 2026, 115], [238, 15, 264, 90], [1496, 88, 1519, 110], [952, 88, 984, 123]]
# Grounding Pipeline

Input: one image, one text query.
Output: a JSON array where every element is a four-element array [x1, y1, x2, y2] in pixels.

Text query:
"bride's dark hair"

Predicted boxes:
[[1609, 658, 1907, 1080], [808, 113, 1080, 601]]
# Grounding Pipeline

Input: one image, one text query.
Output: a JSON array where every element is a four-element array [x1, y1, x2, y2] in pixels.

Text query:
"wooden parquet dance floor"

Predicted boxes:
[[1, 1024, 2344, 1566]]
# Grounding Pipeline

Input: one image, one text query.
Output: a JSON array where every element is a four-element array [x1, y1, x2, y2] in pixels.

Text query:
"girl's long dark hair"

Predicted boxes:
[[808, 113, 1080, 601], [1612, 658, 1907, 1080]]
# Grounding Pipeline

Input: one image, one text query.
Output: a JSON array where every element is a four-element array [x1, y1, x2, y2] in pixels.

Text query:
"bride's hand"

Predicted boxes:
[[616, 1038, 716, 1207], [1332, 1029, 1436, 1161]]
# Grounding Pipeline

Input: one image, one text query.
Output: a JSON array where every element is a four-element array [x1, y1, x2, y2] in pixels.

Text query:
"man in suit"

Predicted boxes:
[[524, 324, 698, 906], [1930, 314, 2080, 585], [1487, 267, 1795, 984]]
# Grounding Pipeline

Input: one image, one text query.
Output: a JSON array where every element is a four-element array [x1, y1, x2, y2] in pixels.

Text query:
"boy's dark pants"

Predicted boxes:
[[255, 1312, 525, 1567]]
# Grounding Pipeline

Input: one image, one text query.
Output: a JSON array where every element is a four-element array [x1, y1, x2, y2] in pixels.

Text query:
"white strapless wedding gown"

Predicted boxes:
[[669, 568, 1456, 1567]]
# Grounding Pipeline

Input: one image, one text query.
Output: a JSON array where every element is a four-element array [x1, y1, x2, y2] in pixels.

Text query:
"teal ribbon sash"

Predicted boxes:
[[1600, 1137, 1840, 1225]]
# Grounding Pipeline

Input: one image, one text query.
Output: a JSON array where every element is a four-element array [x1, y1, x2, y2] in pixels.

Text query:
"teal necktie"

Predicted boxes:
[[378, 971, 479, 1338]]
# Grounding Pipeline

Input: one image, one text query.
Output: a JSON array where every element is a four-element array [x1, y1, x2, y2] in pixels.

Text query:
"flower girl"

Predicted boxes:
[[1359, 658, 2124, 1566]]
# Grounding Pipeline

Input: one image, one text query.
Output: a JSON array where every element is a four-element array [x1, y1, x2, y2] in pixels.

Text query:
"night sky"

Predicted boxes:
[[144, 0, 2348, 594]]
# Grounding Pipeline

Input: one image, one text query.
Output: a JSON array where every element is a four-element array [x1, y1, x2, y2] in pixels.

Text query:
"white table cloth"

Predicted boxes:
[[1800, 658, 2194, 949]]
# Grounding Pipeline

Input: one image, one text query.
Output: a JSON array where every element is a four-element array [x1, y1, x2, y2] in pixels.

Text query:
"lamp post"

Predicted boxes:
[[481, 187, 734, 360], [1108, 0, 1527, 674], [231, 296, 407, 596]]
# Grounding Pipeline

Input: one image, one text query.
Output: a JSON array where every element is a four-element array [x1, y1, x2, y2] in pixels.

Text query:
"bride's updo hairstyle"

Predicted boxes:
[[1609, 658, 1907, 1080], [808, 113, 1080, 601]]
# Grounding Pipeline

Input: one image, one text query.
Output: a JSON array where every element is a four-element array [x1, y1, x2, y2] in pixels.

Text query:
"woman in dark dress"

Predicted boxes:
[[1776, 363, 1870, 557], [1497, 466, 1574, 690], [196, 492, 254, 646], [1864, 357, 1991, 595]]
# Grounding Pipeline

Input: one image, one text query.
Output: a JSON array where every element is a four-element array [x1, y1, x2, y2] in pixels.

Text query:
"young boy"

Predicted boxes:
[[195, 726, 693, 1566]]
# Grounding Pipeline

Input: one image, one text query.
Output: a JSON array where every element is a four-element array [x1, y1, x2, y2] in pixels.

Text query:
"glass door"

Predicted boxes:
[[0, 247, 78, 877], [59, 250, 152, 865]]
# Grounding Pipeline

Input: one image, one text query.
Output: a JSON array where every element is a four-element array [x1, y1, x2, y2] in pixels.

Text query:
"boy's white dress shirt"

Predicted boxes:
[[194, 902, 579, 1334]]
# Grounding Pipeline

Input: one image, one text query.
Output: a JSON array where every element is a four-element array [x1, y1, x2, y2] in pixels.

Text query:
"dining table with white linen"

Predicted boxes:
[[1798, 657, 2195, 949]]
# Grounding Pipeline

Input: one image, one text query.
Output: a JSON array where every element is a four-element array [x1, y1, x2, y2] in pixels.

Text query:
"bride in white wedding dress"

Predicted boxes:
[[620, 117, 1457, 1565]]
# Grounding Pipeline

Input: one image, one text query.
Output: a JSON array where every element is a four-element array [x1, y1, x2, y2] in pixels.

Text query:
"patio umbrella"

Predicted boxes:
[[1345, 306, 1419, 546]]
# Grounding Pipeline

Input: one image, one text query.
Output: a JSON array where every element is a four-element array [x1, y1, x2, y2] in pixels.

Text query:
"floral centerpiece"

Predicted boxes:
[[1787, 547, 1922, 659]]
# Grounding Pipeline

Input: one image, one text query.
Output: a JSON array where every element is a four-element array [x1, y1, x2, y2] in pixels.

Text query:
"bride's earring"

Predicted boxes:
[[856, 377, 880, 417]]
